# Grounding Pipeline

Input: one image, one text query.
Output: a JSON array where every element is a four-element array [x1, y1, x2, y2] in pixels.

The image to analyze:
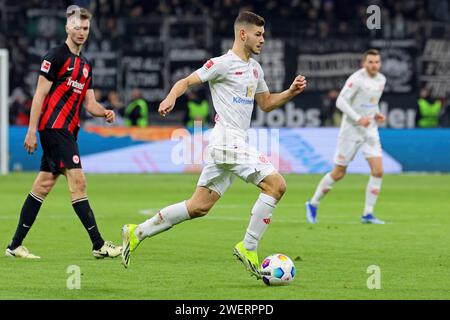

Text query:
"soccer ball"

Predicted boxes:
[[260, 253, 296, 286]]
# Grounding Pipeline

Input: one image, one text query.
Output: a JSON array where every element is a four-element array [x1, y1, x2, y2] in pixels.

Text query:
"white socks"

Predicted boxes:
[[135, 201, 191, 240], [364, 176, 382, 216], [310, 172, 335, 206], [244, 193, 278, 251]]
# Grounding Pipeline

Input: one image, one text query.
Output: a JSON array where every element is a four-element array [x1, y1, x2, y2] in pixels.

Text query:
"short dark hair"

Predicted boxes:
[[363, 49, 380, 59], [234, 11, 265, 27], [67, 7, 92, 21]]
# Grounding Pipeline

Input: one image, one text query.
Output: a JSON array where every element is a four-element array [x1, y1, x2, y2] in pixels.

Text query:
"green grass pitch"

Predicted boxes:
[[1, 173, 449, 300]]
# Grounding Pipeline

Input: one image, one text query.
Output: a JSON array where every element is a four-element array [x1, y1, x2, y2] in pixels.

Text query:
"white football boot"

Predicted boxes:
[[5, 246, 41, 259], [92, 241, 122, 259]]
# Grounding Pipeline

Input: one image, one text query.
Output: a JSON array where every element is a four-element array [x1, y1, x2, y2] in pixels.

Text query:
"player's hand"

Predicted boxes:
[[159, 96, 176, 117], [24, 132, 37, 155], [104, 110, 115, 123], [374, 112, 385, 124], [289, 75, 307, 95], [357, 116, 371, 128]]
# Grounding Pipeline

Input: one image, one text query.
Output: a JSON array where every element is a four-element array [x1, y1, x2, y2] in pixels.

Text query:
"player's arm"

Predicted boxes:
[[158, 72, 202, 117], [255, 75, 307, 112], [84, 89, 115, 123], [24, 76, 53, 154], [336, 77, 370, 127]]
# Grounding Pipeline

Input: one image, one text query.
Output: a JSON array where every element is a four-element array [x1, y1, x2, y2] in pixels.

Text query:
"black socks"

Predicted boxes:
[[9, 192, 43, 250], [72, 198, 104, 250]]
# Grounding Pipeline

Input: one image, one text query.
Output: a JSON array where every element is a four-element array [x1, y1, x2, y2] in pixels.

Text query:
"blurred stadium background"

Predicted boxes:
[[0, 0, 449, 174]]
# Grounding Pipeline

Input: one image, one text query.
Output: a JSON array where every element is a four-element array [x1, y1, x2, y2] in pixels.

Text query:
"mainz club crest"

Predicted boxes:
[[253, 68, 259, 79]]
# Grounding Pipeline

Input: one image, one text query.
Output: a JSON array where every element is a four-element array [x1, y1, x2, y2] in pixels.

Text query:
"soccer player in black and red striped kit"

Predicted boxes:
[[5, 7, 122, 259]]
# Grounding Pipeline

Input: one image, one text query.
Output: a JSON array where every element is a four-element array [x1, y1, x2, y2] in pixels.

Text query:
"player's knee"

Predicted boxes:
[[371, 168, 383, 178], [332, 170, 346, 181], [263, 175, 286, 200], [72, 176, 87, 194], [190, 204, 211, 218], [186, 199, 212, 218], [275, 180, 287, 199], [33, 179, 55, 198]]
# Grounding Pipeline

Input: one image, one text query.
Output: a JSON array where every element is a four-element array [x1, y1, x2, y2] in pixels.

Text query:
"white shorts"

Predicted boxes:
[[333, 136, 382, 166], [197, 145, 277, 196]]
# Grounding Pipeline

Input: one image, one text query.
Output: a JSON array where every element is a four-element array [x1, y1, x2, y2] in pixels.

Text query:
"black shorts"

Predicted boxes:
[[39, 129, 82, 175]]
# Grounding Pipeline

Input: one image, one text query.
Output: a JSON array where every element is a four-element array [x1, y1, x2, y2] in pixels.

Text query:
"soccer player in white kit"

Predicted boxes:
[[305, 49, 387, 225], [121, 12, 307, 278]]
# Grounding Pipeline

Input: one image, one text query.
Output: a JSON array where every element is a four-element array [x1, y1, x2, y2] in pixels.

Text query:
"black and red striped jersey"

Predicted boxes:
[[38, 43, 93, 135]]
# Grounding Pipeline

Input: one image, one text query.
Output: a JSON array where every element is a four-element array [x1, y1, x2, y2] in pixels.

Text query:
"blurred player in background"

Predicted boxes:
[[305, 49, 387, 224], [5, 7, 122, 259], [121, 11, 307, 278]]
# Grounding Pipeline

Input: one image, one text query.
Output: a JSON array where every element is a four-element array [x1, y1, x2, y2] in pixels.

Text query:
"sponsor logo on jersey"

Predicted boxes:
[[360, 103, 377, 109], [232, 96, 254, 105], [41, 60, 51, 73], [347, 82, 353, 88], [235, 71, 243, 75], [67, 77, 85, 94], [246, 86, 254, 97]]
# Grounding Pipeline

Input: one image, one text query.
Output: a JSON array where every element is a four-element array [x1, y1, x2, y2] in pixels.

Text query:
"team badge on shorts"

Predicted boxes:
[[72, 155, 80, 164], [259, 154, 268, 164]]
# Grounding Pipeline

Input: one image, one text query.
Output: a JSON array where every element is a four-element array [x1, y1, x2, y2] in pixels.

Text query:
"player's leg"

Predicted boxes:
[[361, 156, 385, 224], [305, 138, 358, 223], [243, 172, 286, 251], [64, 168, 121, 257], [5, 171, 59, 258], [232, 157, 282, 279], [122, 164, 230, 268], [309, 164, 347, 207], [134, 186, 220, 240]]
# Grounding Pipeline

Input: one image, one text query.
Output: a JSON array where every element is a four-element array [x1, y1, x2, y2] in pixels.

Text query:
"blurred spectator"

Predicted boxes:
[[416, 87, 443, 128], [321, 89, 341, 127], [3, 0, 450, 130], [105, 90, 126, 126], [125, 89, 149, 127], [183, 89, 210, 130], [9, 88, 30, 126], [439, 97, 450, 127], [428, 0, 450, 22]]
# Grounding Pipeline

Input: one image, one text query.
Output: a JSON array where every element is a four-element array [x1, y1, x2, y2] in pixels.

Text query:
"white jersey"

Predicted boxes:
[[196, 50, 269, 148], [338, 68, 386, 140]]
